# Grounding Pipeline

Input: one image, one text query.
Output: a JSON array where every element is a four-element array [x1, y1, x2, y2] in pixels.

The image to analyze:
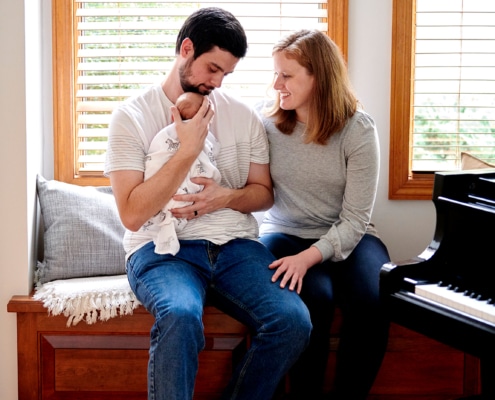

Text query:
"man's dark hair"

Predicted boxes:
[[175, 7, 248, 59]]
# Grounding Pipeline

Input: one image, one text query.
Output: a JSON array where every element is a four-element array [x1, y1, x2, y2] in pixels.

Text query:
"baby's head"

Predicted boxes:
[[176, 92, 204, 120]]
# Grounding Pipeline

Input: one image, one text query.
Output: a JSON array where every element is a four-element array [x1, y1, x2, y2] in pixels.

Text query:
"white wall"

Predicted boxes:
[[0, 1, 437, 398], [0, 2, 29, 400], [347, 0, 436, 261], [0, 1, 49, 399]]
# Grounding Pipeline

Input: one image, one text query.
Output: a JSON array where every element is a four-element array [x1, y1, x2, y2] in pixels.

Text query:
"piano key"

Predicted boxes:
[[415, 283, 495, 324], [418, 284, 495, 323]]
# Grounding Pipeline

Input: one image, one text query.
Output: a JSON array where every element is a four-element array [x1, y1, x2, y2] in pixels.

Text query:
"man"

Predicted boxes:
[[104, 7, 311, 400]]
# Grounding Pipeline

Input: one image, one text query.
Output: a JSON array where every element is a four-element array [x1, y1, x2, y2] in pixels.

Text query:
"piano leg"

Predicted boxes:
[[456, 357, 495, 399], [480, 357, 495, 398]]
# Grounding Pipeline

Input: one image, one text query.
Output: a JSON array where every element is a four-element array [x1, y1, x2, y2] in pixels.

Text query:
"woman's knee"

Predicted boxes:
[[354, 235, 390, 266]]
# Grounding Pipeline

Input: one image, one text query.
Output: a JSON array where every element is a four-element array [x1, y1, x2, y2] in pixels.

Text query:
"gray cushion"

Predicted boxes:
[[36, 175, 126, 284]]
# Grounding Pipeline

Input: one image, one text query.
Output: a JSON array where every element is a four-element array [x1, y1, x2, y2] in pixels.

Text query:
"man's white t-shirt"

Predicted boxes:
[[104, 84, 269, 256]]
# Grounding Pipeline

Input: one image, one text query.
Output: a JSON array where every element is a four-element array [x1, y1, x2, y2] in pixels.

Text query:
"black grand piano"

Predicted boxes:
[[380, 169, 495, 398]]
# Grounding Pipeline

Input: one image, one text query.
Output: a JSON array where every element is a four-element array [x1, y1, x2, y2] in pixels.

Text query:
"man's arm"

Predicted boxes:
[[110, 153, 193, 232], [226, 162, 274, 212]]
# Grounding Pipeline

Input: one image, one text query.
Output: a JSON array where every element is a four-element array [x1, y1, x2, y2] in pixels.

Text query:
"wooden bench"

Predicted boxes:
[[8, 294, 482, 399], [7, 295, 248, 400]]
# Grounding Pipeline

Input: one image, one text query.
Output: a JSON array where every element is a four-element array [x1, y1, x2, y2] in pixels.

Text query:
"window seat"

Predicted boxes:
[[7, 294, 248, 400], [9, 177, 482, 399], [7, 291, 482, 399]]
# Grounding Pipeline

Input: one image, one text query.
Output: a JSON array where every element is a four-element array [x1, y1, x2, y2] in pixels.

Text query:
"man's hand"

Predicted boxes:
[[172, 96, 214, 160], [170, 177, 229, 220], [171, 162, 274, 221]]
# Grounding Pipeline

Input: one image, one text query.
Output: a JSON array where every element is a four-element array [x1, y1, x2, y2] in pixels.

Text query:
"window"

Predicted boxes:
[[390, 0, 495, 199], [52, 0, 348, 186]]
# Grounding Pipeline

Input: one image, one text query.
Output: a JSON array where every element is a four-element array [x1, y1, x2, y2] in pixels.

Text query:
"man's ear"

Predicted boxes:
[[180, 38, 194, 58]]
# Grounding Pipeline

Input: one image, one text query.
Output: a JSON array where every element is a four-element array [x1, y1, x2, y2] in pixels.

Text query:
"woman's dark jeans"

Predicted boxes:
[[260, 233, 391, 399]]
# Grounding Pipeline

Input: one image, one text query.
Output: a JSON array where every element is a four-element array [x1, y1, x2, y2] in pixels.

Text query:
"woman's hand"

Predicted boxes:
[[269, 246, 323, 294]]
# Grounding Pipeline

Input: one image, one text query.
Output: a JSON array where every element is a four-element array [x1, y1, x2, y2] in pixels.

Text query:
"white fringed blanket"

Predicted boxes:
[[34, 274, 141, 327]]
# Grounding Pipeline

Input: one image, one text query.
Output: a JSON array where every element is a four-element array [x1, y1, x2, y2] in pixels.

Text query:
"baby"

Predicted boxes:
[[143, 92, 221, 255]]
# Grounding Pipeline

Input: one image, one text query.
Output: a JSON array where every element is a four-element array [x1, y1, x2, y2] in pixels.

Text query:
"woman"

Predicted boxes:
[[257, 30, 390, 399]]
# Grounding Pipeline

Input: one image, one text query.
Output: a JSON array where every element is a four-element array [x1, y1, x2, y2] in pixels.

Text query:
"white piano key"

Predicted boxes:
[[415, 284, 495, 324]]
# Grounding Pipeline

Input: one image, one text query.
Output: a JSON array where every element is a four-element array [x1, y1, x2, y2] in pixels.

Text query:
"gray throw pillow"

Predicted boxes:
[[36, 175, 126, 284]]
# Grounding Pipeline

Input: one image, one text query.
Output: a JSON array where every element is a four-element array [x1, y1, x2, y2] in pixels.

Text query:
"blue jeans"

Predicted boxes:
[[126, 239, 312, 400], [259, 233, 390, 399]]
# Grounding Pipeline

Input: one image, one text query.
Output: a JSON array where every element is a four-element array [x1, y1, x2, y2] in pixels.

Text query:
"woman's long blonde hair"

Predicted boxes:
[[267, 29, 358, 144]]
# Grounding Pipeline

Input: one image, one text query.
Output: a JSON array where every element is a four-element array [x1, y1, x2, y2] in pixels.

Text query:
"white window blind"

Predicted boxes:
[[74, 0, 328, 175], [412, 0, 495, 171]]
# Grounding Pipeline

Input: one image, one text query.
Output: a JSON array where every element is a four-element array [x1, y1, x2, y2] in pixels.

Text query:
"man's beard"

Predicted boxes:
[[179, 58, 214, 95]]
